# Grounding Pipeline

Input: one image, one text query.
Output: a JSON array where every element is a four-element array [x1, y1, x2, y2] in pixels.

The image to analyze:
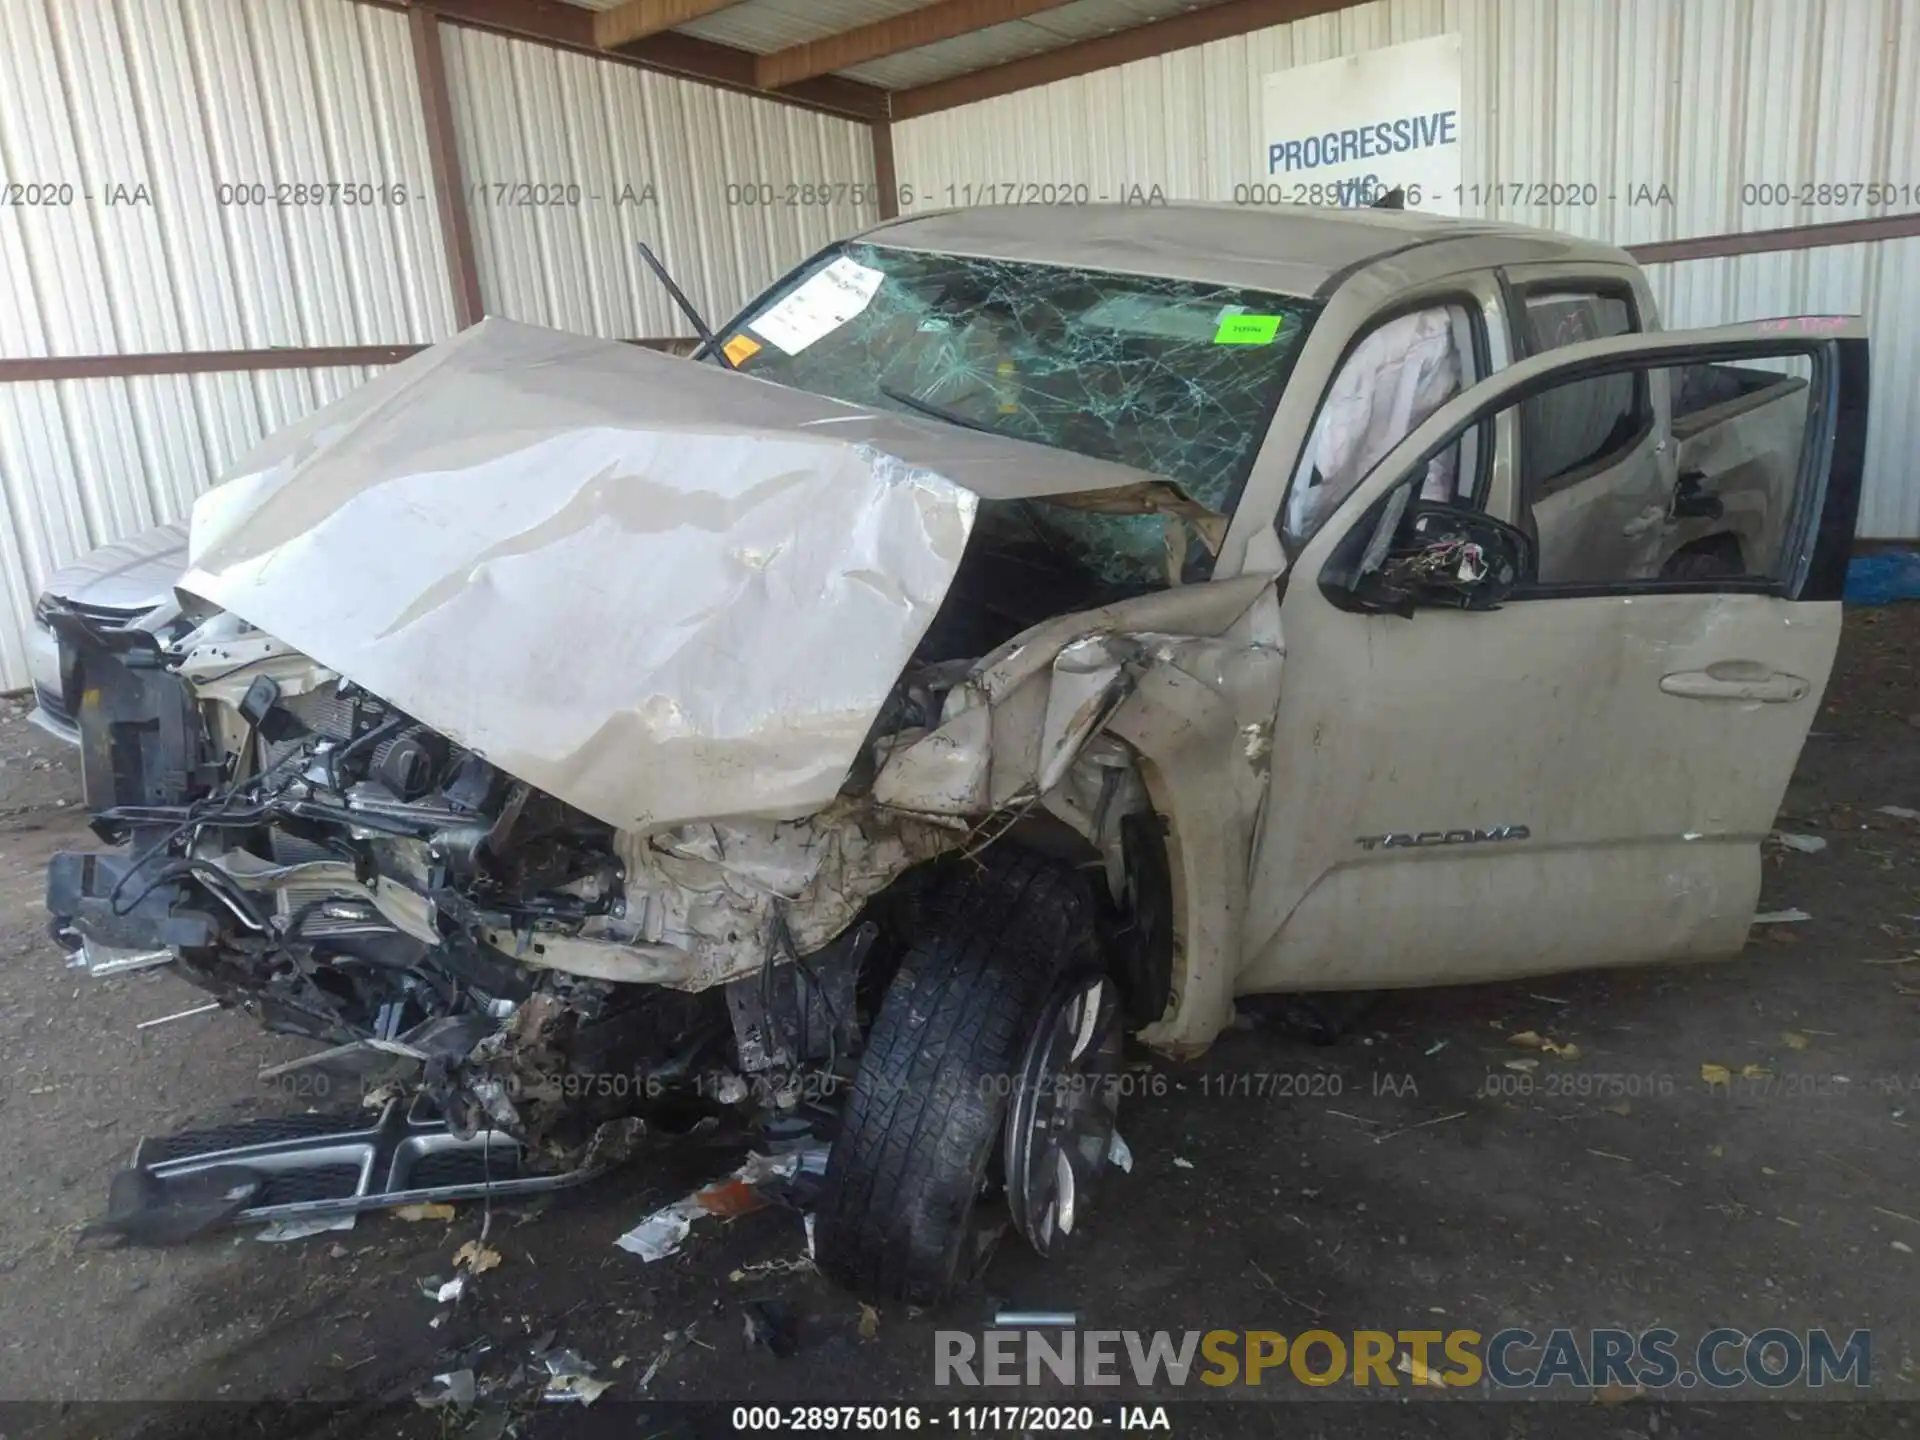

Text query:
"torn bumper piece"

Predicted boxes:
[[82, 1099, 625, 1246]]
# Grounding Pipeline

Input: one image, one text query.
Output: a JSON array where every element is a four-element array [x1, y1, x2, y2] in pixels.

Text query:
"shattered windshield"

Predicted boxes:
[[712, 243, 1316, 587]]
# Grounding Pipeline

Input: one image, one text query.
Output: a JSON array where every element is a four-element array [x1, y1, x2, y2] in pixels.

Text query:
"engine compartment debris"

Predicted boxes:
[[615, 1151, 807, 1262]]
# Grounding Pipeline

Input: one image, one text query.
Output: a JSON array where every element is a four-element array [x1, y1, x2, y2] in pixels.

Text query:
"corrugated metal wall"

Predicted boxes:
[[0, 2, 881, 690], [441, 25, 878, 339], [0, 0, 454, 357], [0, 365, 388, 688], [0, 0, 451, 690], [893, 0, 1920, 536]]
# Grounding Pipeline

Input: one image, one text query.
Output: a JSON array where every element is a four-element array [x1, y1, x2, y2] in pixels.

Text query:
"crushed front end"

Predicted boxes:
[[46, 318, 1284, 1255], [44, 603, 872, 1165]]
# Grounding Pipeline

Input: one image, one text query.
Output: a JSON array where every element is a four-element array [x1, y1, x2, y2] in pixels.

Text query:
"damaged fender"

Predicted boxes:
[[873, 573, 1284, 1050]]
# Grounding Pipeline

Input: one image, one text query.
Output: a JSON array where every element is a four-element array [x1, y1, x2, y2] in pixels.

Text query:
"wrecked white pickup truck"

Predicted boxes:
[[46, 205, 1866, 1301]]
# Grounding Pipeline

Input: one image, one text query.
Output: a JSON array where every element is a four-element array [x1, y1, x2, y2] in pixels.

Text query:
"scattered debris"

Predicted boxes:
[[453, 1239, 502, 1275], [1873, 1206, 1920, 1227], [255, 1214, 358, 1243], [1424, 1039, 1449, 1056], [1876, 805, 1920, 820], [1894, 1241, 1914, 1255], [136, 1001, 222, 1031], [994, 1311, 1079, 1327], [637, 1327, 694, 1391], [414, 1369, 476, 1409], [1752, 909, 1813, 925], [1106, 1131, 1134, 1173], [395, 1203, 457, 1223], [1171, 1157, 1195, 1170], [858, 1303, 881, 1341], [729, 1256, 815, 1282], [542, 1349, 613, 1405], [1741, 1064, 1771, 1080], [1782, 1032, 1810, 1050], [742, 1300, 798, 1357], [1587, 1149, 1632, 1164], [1326, 1109, 1381, 1128], [69, 943, 173, 977], [1373, 1111, 1466, 1144], [1771, 832, 1828, 853], [1504, 1058, 1539, 1073], [1592, 1381, 1645, 1404], [1396, 1350, 1437, 1384], [420, 1274, 466, 1304], [616, 1152, 803, 1262], [1701, 1064, 1731, 1087], [81, 1165, 262, 1248], [1602, 1101, 1632, 1117]]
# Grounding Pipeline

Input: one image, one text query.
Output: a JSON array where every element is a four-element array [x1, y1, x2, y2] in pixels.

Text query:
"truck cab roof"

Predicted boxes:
[[858, 203, 1639, 298]]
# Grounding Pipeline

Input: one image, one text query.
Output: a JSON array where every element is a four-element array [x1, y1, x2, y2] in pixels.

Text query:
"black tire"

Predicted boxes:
[[814, 851, 1097, 1303]]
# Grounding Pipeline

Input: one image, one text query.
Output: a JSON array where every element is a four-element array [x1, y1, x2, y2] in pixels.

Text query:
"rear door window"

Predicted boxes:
[[1514, 289, 1648, 497]]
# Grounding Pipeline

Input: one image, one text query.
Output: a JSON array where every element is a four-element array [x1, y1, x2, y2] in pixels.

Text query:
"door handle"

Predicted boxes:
[[1660, 667, 1810, 703]]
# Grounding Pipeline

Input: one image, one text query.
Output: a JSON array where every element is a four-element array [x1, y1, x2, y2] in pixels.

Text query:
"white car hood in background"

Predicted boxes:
[[181, 318, 1173, 831], [46, 518, 189, 612]]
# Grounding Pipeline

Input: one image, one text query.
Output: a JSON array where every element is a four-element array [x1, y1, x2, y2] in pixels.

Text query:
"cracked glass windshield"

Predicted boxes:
[[713, 243, 1316, 585]]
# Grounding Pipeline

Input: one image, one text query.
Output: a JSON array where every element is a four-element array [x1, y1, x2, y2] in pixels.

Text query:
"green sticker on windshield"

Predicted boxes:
[[1213, 313, 1284, 345]]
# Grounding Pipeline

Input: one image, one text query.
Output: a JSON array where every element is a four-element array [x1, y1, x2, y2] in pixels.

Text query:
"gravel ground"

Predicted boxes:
[[0, 607, 1916, 1439]]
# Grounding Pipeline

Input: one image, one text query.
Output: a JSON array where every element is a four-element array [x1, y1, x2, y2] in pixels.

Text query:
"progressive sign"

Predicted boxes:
[[1260, 33, 1463, 214]]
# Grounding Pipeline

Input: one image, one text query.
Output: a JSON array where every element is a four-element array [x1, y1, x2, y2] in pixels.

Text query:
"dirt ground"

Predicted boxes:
[[1, 608, 1917, 1438]]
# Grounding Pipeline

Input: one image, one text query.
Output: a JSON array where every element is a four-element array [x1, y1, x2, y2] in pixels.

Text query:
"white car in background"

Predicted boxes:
[[26, 520, 188, 744]]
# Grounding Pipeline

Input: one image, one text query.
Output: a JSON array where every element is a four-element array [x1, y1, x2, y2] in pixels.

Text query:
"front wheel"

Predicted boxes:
[[813, 853, 1114, 1303], [1003, 968, 1123, 1255]]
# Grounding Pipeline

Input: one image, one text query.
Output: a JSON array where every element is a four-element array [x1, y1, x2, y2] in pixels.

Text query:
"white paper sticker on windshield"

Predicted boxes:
[[748, 257, 884, 355]]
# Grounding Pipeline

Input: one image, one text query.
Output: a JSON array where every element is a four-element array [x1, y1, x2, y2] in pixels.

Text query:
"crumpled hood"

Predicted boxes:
[[180, 318, 1179, 831]]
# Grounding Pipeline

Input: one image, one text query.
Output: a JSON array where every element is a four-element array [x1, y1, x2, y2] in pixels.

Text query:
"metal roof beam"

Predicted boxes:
[[594, 0, 753, 50], [891, 0, 1348, 118], [379, 0, 890, 120], [756, 0, 1078, 90]]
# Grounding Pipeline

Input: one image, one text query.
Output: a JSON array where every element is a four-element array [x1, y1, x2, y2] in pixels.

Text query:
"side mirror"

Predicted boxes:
[[1323, 492, 1533, 615]]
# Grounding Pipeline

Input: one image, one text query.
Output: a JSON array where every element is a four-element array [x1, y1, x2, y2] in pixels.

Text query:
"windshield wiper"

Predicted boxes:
[[635, 241, 732, 369], [877, 382, 1000, 435]]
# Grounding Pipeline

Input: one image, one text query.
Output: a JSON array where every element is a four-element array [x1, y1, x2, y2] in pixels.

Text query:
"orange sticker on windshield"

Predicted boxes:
[[722, 333, 762, 365]]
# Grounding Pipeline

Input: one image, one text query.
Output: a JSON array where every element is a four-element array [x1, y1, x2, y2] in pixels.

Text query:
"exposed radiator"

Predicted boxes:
[[268, 831, 391, 939]]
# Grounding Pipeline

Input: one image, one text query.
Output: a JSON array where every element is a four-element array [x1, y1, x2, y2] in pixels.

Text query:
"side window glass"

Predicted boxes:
[[1282, 303, 1481, 548], [1513, 357, 1814, 587], [1516, 291, 1647, 499]]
